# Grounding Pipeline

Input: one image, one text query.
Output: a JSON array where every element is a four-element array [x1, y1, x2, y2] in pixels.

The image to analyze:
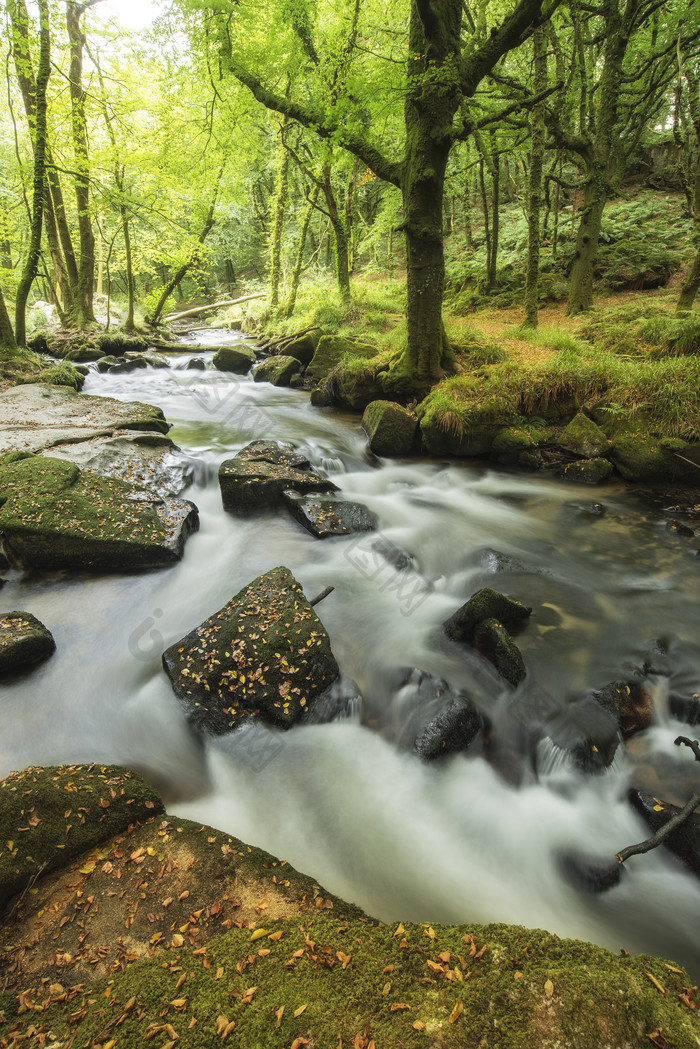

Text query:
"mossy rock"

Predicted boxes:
[[253, 355, 302, 386], [420, 414, 503, 457], [610, 434, 700, 483], [0, 454, 198, 570], [473, 617, 527, 687], [0, 611, 55, 675], [19, 361, 85, 391], [278, 333, 317, 365], [213, 345, 256, 374], [235, 441, 310, 470], [491, 426, 542, 465], [25, 915, 700, 1049], [162, 566, 341, 732], [362, 400, 418, 456], [444, 587, 532, 644], [0, 764, 163, 911], [218, 459, 337, 511], [283, 492, 378, 538], [560, 458, 614, 485], [559, 412, 612, 459], [306, 335, 378, 382]]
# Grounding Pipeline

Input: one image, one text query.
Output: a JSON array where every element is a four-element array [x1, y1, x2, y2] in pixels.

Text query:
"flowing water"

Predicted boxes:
[[2, 331, 700, 976]]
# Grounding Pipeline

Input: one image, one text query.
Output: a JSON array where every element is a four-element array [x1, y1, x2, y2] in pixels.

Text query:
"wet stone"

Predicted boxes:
[[443, 586, 532, 644], [236, 440, 310, 470], [473, 617, 527, 688], [218, 459, 336, 511], [544, 696, 621, 773], [413, 697, 484, 761], [162, 565, 341, 733], [213, 345, 256, 373], [628, 789, 700, 879], [0, 611, 56, 676], [283, 491, 378, 538]]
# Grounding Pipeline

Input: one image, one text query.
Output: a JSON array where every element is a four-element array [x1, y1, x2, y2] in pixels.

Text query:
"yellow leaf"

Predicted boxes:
[[646, 973, 666, 996], [268, 930, 283, 941], [412, 1021, 426, 1030], [448, 999, 464, 1024], [294, 1005, 308, 1018], [275, 1005, 285, 1027], [381, 982, 391, 996], [250, 928, 269, 942], [394, 923, 405, 937], [169, 997, 187, 1009], [544, 979, 554, 998], [79, 862, 95, 875]]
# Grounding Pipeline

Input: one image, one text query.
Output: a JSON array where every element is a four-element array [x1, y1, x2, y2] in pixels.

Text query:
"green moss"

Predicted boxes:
[[0, 765, 163, 910], [24, 918, 700, 1049]]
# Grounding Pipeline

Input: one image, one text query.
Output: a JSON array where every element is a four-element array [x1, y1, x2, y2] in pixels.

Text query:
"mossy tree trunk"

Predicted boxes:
[[322, 162, 351, 304], [523, 27, 547, 328], [285, 185, 319, 318], [0, 284, 17, 351], [676, 65, 700, 314], [14, 0, 50, 347], [269, 123, 291, 310]]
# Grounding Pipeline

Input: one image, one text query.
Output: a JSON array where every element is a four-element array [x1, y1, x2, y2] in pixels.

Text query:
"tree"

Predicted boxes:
[[676, 56, 700, 313], [208, 0, 559, 391]]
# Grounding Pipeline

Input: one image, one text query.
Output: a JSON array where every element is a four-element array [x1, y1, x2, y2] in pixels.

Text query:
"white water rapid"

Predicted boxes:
[[2, 333, 700, 977]]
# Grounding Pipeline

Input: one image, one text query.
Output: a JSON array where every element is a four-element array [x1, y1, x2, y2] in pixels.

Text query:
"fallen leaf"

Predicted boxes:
[[275, 1005, 285, 1027], [412, 1021, 426, 1030], [390, 1003, 410, 1012], [250, 928, 268, 942], [544, 979, 554, 998], [646, 973, 666, 996], [448, 999, 464, 1023], [294, 1004, 308, 1017], [646, 1029, 668, 1049]]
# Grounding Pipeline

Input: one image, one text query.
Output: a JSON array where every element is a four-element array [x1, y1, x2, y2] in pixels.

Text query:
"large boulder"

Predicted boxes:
[[443, 587, 532, 644], [362, 400, 418, 456], [213, 345, 256, 373], [414, 697, 484, 760], [283, 491, 378, 538], [0, 611, 55, 675], [235, 440, 310, 469], [609, 434, 700, 484], [162, 566, 341, 732], [0, 454, 198, 571], [276, 332, 319, 366], [0, 764, 163, 910], [218, 459, 336, 511], [306, 335, 378, 382], [253, 355, 302, 386], [559, 413, 611, 459]]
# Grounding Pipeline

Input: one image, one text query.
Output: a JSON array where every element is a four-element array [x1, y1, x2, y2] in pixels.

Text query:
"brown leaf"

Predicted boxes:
[[275, 1005, 285, 1027], [293, 1004, 308, 1017], [390, 1003, 410, 1012], [336, 951, 351, 969], [646, 973, 666, 996], [646, 1029, 668, 1049], [412, 1021, 426, 1031], [290, 1039, 310, 1049], [448, 999, 464, 1024]]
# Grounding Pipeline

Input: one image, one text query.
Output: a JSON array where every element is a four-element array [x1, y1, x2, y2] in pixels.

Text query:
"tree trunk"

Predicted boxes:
[[14, 0, 50, 346], [676, 64, 700, 314], [285, 185, 319, 318], [321, 163, 351, 303], [676, 251, 700, 313], [488, 134, 500, 289], [567, 175, 606, 314], [523, 26, 547, 328], [269, 125, 290, 310], [66, 1, 98, 326], [0, 284, 17, 350]]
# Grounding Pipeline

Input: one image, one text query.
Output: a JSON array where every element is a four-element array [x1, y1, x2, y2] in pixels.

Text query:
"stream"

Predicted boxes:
[[2, 330, 700, 977]]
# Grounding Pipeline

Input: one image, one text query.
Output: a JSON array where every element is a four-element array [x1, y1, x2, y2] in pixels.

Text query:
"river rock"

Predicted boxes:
[[218, 459, 336, 511], [306, 335, 378, 382], [413, 697, 484, 760], [362, 400, 418, 456], [253, 355, 302, 386], [628, 788, 700, 878], [0, 764, 164, 911], [96, 355, 121, 372], [162, 566, 341, 732], [560, 458, 614, 484], [559, 413, 612, 459], [278, 332, 318, 365], [0, 383, 170, 457], [473, 617, 527, 687], [0, 611, 55, 676], [213, 345, 256, 373], [443, 586, 532, 644], [284, 491, 378, 538], [0, 453, 198, 571], [592, 679, 655, 738], [610, 434, 700, 484], [543, 696, 621, 773], [187, 356, 207, 370], [236, 440, 310, 469]]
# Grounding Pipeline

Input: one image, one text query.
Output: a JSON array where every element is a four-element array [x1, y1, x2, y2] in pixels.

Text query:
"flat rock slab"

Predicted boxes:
[[219, 459, 336, 511], [42, 433, 191, 499], [0, 764, 163, 911], [0, 611, 55, 676], [0, 384, 170, 456], [162, 566, 340, 732], [284, 491, 378, 538], [0, 454, 198, 571], [235, 440, 310, 470]]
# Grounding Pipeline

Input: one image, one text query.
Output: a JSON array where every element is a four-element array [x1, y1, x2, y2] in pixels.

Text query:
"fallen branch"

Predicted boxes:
[[309, 585, 334, 607], [163, 293, 266, 323]]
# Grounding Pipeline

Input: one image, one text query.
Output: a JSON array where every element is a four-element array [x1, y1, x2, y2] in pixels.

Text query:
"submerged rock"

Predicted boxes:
[[544, 696, 621, 773], [218, 459, 336, 511], [235, 440, 310, 470], [443, 586, 532, 644], [0, 454, 198, 571], [283, 491, 378, 538], [213, 345, 256, 373], [413, 697, 484, 761], [162, 566, 341, 733], [0, 611, 55, 676], [253, 355, 302, 386], [362, 400, 418, 457]]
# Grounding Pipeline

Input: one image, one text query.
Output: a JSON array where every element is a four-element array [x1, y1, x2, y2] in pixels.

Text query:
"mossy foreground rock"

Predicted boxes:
[[0, 611, 55, 675], [218, 459, 336, 511], [559, 412, 611, 459], [444, 587, 532, 644], [0, 454, 198, 571], [253, 355, 302, 386], [6, 914, 698, 1049], [362, 400, 418, 456], [235, 440, 310, 469], [284, 491, 378, 538], [162, 566, 341, 732], [0, 764, 163, 910]]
